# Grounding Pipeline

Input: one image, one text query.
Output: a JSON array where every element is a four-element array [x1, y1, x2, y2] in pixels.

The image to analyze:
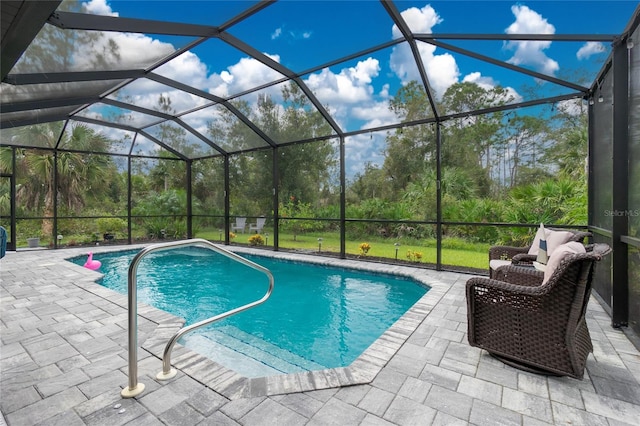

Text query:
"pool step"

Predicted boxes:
[[218, 325, 328, 371], [180, 325, 327, 377], [181, 334, 282, 377]]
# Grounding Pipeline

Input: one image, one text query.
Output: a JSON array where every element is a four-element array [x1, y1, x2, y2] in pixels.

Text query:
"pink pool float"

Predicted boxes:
[[84, 252, 101, 270]]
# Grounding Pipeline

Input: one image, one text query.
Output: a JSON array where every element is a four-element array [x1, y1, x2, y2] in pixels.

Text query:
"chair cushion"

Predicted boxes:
[[489, 259, 512, 271], [542, 241, 586, 284]]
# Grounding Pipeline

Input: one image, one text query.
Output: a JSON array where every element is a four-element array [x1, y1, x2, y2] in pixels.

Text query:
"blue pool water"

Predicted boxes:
[[70, 247, 428, 377]]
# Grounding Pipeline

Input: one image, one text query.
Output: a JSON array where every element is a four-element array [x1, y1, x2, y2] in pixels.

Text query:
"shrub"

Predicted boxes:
[[406, 250, 423, 262], [359, 242, 371, 255], [279, 197, 323, 240], [140, 218, 169, 239], [96, 217, 127, 235], [248, 234, 264, 246]]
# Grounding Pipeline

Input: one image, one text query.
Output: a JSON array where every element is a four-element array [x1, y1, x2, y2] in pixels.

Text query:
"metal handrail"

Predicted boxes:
[[120, 238, 274, 398]]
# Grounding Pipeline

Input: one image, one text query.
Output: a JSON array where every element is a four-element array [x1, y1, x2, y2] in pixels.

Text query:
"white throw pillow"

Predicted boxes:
[[528, 224, 549, 256], [545, 230, 575, 256], [542, 241, 586, 284]]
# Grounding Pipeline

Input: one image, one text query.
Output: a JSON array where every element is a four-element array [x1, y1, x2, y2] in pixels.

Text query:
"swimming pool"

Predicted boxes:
[[71, 247, 429, 377]]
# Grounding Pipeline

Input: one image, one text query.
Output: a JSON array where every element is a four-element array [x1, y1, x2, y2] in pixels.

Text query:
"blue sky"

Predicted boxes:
[[67, 0, 638, 168]]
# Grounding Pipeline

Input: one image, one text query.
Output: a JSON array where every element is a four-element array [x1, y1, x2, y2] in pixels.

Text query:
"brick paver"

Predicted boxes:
[[2, 246, 640, 425]]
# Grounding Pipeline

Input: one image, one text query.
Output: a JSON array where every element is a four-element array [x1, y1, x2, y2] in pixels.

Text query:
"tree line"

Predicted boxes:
[[2, 79, 587, 246]]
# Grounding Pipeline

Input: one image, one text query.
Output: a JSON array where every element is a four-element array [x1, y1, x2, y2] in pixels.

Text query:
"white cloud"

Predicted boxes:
[[286, 30, 312, 40], [504, 5, 559, 76], [125, 85, 208, 114], [576, 42, 606, 60], [352, 101, 397, 129], [78, 0, 530, 160], [389, 5, 459, 98], [79, 33, 175, 70], [78, 0, 272, 116], [82, 0, 118, 16], [72, 1, 176, 72], [277, 29, 313, 41], [110, 47, 285, 123], [131, 132, 166, 156], [207, 54, 284, 98], [557, 98, 587, 116], [100, 49, 212, 115], [463, 72, 522, 104], [379, 83, 390, 99], [391, 4, 442, 37], [305, 58, 380, 120], [462, 72, 498, 90], [180, 106, 225, 138], [155, 51, 209, 87], [345, 134, 386, 176], [423, 50, 459, 97]]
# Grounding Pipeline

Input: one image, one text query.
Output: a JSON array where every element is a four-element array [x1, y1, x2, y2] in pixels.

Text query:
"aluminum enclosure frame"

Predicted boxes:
[[1, 1, 639, 338]]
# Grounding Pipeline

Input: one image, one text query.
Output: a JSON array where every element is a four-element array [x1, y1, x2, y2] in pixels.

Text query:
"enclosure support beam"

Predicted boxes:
[[588, 97, 595, 248], [187, 160, 193, 239], [224, 157, 230, 245], [273, 146, 279, 251], [52, 122, 67, 248], [340, 136, 346, 258], [2, 148, 17, 250], [53, 150, 59, 248], [127, 155, 132, 245], [611, 38, 629, 328], [436, 124, 443, 270]]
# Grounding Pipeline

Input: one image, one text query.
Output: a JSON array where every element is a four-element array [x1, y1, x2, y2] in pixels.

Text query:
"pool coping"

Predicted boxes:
[[64, 244, 454, 399]]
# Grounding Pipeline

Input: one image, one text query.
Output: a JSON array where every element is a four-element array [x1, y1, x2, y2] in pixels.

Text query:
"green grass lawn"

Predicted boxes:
[[201, 229, 488, 270], [38, 227, 488, 271]]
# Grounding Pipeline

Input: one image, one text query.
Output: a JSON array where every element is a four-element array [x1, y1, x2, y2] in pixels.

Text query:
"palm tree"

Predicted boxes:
[[0, 148, 14, 221], [0, 178, 10, 220], [13, 122, 113, 238]]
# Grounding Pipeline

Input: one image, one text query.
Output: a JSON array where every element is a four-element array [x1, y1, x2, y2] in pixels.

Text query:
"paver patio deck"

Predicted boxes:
[[1, 245, 639, 425]]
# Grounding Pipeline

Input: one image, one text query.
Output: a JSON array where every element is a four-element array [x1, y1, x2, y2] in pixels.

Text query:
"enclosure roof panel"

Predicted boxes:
[[1, 1, 638, 159]]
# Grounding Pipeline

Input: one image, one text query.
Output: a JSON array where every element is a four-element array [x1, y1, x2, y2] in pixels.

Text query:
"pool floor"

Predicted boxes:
[[81, 247, 429, 379]]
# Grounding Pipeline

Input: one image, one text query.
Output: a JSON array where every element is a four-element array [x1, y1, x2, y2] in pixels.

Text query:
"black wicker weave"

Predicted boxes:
[[488, 229, 592, 279], [468, 243, 611, 379]]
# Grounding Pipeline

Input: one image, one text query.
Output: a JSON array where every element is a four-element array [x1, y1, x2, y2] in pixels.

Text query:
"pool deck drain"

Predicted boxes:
[[2, 245, 640, 425]]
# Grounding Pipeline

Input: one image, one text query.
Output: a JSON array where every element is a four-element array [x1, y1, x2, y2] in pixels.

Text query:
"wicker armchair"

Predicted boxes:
[[489, 229, 591, 278], [468, 243, 611, 379]]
